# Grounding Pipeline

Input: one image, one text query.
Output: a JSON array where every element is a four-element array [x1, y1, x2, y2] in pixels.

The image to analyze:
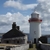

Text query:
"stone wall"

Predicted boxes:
[[10, 44, 29, 50], [36, 42, 50, 50], [40, 44, 50, 50]]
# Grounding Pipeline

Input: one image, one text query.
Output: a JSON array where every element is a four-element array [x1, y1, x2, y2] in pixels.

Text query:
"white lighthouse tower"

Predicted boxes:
[[28, 12, 42, 43]]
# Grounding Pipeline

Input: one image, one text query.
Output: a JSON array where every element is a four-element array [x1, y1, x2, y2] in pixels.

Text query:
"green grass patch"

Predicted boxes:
[[28, 44, 37, 50]]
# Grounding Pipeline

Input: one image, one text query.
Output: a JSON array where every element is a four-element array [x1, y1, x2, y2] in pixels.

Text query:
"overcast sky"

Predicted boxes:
[[0, 0, 50, 35]]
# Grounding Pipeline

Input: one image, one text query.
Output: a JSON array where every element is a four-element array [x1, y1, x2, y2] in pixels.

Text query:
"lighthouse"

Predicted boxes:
[[28, 13, 42, 43]]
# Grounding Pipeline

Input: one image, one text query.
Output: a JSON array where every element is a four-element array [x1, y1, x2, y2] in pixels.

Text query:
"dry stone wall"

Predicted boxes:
[[10, 44, 29, 50]]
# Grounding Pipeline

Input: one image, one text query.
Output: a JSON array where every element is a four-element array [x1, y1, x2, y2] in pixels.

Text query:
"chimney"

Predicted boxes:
[[12, 22, 16, 29], [16, 26, 20, 30]]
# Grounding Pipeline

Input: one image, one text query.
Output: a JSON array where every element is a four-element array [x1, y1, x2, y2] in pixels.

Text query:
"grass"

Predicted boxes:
[[28, 44, 37, 50]]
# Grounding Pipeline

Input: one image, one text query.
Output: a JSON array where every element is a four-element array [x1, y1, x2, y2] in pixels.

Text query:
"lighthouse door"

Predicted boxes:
[[34, 38, 36, 43]]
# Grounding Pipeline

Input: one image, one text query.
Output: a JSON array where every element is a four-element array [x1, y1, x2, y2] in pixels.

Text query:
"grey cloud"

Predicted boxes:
[[0, 12, 30, 33], [0, 22, 11, 26]]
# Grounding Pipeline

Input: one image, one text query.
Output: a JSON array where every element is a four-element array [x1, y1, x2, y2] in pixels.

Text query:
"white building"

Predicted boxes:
[[28, 13, 42, 43]]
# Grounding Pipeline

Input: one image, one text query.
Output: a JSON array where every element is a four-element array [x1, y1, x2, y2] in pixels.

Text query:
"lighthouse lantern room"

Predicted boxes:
[[29, 13, 42, 43]]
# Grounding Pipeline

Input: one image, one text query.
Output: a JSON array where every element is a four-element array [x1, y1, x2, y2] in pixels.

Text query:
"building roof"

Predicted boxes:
[[40, 35, 50, 38], [2, 22, 26, 39]]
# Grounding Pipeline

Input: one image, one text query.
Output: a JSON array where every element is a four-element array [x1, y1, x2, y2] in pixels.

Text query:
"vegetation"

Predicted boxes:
[[28, 44, 37, 50]]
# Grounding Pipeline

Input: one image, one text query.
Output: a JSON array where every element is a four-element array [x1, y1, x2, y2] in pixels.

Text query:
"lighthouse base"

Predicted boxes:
[[29, 37, 39, 44], [34, 38, 36, 43]]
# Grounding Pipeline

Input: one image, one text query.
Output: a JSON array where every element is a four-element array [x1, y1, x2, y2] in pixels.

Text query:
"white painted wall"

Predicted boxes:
[[29, 13, 42, 43], [29, 22, 41, 42], [24, 35, 28, 44]]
